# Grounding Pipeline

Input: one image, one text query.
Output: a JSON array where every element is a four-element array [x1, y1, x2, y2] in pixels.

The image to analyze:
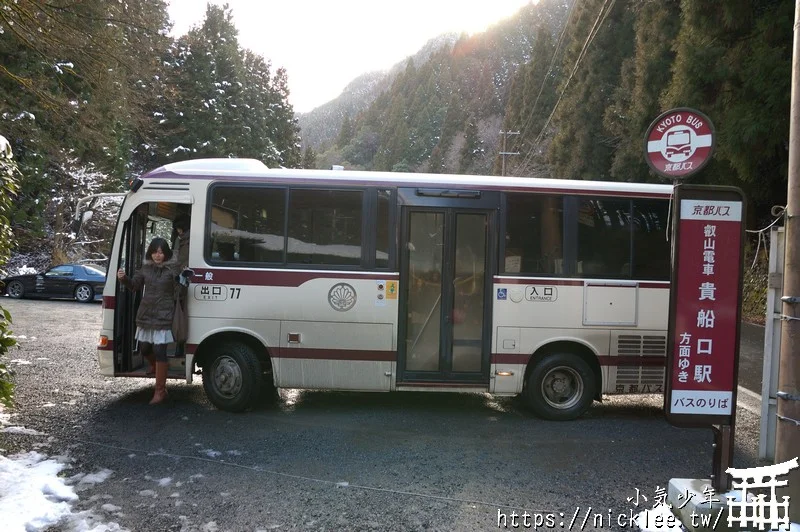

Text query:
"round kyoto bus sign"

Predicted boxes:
[[644, 108, 715, 180]]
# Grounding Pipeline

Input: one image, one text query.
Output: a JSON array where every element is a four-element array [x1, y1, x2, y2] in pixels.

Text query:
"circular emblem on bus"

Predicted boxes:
[[328, 283, 357, 312]]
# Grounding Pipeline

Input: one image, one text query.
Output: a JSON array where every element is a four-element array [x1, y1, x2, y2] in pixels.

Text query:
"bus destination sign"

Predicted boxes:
[[665, 185, 745, 427], [644, 108, 715, 180]]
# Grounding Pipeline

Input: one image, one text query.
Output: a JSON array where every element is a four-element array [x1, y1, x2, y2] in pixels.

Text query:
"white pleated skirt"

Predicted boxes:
[[135, 327, 174, 345]]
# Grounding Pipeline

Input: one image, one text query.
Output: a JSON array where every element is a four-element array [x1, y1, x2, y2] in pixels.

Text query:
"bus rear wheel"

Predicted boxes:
[[202, 341, 262, 412], [524, 352, 595, 421]]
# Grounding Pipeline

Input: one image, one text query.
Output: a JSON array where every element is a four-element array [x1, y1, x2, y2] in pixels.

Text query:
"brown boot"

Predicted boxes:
[[150, 362, 169, 405], [144, 354, 156, 376]]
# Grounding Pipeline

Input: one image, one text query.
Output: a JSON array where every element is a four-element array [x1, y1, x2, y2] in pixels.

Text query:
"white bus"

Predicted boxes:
[[97, 158, 673, 420]]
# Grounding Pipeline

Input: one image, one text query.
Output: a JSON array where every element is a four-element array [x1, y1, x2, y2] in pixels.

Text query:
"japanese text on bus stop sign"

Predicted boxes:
[[669, 199, 742, 416]]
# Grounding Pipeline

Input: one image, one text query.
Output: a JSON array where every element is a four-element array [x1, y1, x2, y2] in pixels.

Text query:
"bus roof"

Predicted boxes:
[[141, 158, 674, 198]]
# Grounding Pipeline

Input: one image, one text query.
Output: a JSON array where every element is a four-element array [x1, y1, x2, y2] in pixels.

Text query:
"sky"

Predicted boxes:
[[166, 0, 537, 113]]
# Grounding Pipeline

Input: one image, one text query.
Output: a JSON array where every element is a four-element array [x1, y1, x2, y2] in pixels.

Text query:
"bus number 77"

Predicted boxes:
[[229, 287, 241, 299]]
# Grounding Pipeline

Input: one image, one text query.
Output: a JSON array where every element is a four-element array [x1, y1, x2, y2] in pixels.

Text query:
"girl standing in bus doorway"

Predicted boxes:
[[116, 237, 180, 405]]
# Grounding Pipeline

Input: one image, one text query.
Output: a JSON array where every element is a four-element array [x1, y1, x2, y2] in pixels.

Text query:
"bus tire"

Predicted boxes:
[[523, 352, 595, 421], [202, 341, 262, 412]]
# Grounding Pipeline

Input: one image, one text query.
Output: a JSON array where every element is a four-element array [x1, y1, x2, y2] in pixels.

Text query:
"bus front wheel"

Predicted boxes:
[[523, 353, 595, 421], [202, 342, 262, 412]]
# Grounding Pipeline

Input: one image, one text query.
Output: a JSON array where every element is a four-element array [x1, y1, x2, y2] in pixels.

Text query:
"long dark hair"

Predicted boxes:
[[146, 237, 173, 261]]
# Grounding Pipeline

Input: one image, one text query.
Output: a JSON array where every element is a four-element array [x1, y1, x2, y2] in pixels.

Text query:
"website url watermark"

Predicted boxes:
[[497, 506, 680, 530], [496, 457, 799, 531]]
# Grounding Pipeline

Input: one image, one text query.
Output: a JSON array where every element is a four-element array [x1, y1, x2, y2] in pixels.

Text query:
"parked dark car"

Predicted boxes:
[[1, 264, 106, 303]]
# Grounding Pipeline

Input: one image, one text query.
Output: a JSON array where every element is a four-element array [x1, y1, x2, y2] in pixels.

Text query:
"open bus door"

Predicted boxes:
[[114, 203, 149, 374]]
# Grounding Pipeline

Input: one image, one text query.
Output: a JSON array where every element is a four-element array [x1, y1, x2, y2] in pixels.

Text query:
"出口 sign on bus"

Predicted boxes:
[[665, 185, 745, 427], [645, 108, 715, 180]]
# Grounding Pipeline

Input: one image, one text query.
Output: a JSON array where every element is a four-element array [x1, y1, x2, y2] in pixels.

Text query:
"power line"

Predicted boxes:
[[514, 0, 617, 176], [507, 0, 578, 171]]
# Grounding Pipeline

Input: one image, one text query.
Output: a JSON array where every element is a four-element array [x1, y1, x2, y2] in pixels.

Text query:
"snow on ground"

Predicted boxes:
[[0, 451, 120, 531], [0, 410, 121, 531]]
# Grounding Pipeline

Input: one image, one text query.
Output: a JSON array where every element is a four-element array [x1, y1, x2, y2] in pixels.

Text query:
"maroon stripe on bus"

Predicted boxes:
[[397, 382, 487, 388], [274, 347, 396, 361], [491, 354, 666, 367], [192, 269, 399, 286], [494, 278, 584, 286], [103, 295, 116, 309], [639, 282, 670, 289], [491, 354, 532, 364]]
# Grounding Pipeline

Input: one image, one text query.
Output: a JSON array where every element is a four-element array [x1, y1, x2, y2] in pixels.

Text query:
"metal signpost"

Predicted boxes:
[[645, 108, 746, 492]]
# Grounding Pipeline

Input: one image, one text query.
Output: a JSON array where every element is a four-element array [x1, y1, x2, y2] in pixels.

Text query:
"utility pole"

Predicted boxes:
[[499, 130, 520, 176], [777, 0, 800, 521]]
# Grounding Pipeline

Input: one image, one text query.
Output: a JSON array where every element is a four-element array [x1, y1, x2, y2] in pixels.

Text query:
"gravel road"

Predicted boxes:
[[0, 297, 764, 531]]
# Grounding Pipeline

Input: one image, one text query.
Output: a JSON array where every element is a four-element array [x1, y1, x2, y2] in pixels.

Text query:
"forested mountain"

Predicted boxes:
[[297, 33, 461, 158], [311, 0, 791, 225], [311, 0, 568, 175]]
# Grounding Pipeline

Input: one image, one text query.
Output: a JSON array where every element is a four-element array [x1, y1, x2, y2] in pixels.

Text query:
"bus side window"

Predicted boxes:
[[207, 185, 286, 265], [504, 193, 564, 276], [632, 199, 670, 280]]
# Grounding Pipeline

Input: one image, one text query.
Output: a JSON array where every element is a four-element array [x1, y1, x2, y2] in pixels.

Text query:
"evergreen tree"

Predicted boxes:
[[662, 0, 792, 218], [459, 115, 481, 173], [0, 0, 171, 249], [547, 0, 635, 181], [154, 4, 300, 168], [302, 146, 317, 169], [498, 24, 558, 176], [337, 116, 354, 148], [604, 0, 680, 183]]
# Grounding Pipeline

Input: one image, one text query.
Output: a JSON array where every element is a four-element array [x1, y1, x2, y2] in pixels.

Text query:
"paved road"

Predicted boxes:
[[738, 322, 766, 395], [0, 298, 767, 531]]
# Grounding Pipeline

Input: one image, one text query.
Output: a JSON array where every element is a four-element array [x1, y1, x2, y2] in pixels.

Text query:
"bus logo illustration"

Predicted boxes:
[[665, 128, 692, 158], [328, 283, 357, 312], [726, 457, 798, 531], [644, 108, 715, 180]]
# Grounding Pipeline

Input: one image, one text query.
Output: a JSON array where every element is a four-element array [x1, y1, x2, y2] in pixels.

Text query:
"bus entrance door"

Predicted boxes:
[[398, 190, 497, 385]]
